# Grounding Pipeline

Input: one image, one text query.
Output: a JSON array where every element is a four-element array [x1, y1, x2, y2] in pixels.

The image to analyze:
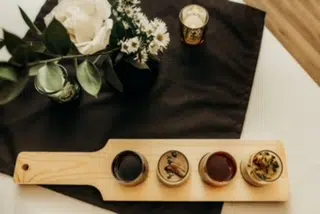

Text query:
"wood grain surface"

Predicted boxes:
[[14, 139, 289, 202], [244, 0, 320, 86]]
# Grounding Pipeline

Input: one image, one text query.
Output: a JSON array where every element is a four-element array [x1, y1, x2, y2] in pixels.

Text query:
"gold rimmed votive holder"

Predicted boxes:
[[179, 4, 209, 45]]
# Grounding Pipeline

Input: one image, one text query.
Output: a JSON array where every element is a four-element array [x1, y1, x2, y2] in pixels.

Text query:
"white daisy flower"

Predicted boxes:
[[117, 5, 124, 13], [144, 23, 155, 36], [151, 18, 167, 32], [133, 7, 142, 13], [112, 9, 118, 17], [134, 48, 148, 64], [122, 21, 130, 29], [154, 31, 170, 49], [133, 12, 149, 27], [148, 41, 160, 55], [124, 6, 134, 18], [127, 37, 140, 53], [129, 0, 141, 4], [120, 40, 130, 54]]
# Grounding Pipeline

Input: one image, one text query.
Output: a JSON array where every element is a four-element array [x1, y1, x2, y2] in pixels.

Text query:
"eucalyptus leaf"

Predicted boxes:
[[69, 42, 80, 55], [115, 52, 124, 65], [0, 74, 29, 105], [110, 21, 126, 47], [35, 63, 65, 92], [43, 18, 71, 55], [28, 41, 46, 53], [0, 65, 18, 82], [19, 6, 42, 36], [76, 60, 102, 97], [93, 54, 110, 67], [102, 55, 123, 92], [3, 30, 27, 63], [28, 63, 45, 76], [125, 58, 150, 70], [27, 42, 53, 60], [149, 54, 160, 62], [0, 39, 4, 49], [3, 30, 39, 64]]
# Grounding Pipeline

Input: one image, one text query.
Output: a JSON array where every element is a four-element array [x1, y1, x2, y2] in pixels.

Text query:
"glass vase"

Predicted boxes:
[[34, 66, 81, 104]]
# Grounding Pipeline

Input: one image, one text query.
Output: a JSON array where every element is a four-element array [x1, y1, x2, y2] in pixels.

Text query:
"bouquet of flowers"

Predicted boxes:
[[0, 0, 170, 105]]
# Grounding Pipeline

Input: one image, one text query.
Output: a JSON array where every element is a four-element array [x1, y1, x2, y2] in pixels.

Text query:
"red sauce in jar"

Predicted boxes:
[[205, 152, 237, 182]]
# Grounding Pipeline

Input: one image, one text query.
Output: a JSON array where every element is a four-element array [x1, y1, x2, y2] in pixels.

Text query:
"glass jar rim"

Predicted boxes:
[[202, 151, 238, 182], [34, 65, 69, 95], [249, 150, 284, 183], [157, 150, 190, 184], [179, 4, 210, 29], [111, 150, 148, 185]]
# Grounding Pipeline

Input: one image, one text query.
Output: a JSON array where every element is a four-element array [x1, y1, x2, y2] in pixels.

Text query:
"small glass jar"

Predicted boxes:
[[179, 4, 209, 45], [157, 150, 190, 186], [198, 151, 237, 186], [111, 150, 148, 186], [34, 65, 80, 103], [240, 150, 283, 187]]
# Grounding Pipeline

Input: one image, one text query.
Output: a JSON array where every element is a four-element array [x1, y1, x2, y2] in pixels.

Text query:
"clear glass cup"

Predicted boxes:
[[179, 4, 209, 45], [34, 65, 80, 103]]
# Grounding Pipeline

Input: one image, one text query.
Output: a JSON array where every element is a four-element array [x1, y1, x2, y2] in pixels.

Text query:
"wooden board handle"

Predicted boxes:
[[14, 151, 105, 187]]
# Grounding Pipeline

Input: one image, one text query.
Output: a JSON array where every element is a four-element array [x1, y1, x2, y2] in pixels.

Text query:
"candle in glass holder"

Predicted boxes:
[[179, 4, 209, 45]]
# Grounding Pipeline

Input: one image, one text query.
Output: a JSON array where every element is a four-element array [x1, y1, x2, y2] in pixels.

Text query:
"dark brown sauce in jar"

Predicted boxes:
[[204, 152, 237, 182], [112, 151, 147, 185]]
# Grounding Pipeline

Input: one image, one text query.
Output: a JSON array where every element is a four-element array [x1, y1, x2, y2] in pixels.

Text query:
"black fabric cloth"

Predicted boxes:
[[0, 0, 265, 213]]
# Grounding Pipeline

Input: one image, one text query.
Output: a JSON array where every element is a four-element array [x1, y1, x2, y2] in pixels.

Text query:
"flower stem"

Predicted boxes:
[[74, 58, 78, 69], [27, 48, 120, 67], [93, 55, 101, 65]]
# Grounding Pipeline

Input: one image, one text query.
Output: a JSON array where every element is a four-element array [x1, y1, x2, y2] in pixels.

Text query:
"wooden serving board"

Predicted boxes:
[[14, 139, 290, 202]]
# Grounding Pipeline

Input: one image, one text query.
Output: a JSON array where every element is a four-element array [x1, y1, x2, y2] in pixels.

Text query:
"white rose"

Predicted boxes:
[[44, 0, 113, 55]]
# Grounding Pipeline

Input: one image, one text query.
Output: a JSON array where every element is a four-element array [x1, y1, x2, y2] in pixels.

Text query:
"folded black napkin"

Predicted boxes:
[[0, 0, 265, 213]]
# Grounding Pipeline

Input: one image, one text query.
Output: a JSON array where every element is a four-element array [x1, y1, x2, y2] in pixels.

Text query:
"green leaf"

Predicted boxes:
[[0, 65, 18, 82], [0, 39, 4, 49], [110, 21, 126, 47], [35, 63, 65, 92], [115, 52, 124, 65], [43, 18, 71, 55], [125, 58, 150, 70], [149, 54, 160, 62], [102, 55, 123, 92], [28, 41, 46, 53], [3, 30, 25, 53], [93, 54, 109, 67], [0, 74, 29, 105], [3, 30, 27, 63], [18, 6, 42, 36], [69, 42, 80, 55], [28, 63, 45, 76], [76, 60, 102, 97], [3, 30, 39, 64]]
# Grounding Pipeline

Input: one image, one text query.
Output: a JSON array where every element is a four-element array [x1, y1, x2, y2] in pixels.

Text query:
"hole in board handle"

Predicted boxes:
[[22, 164, 29, 171]]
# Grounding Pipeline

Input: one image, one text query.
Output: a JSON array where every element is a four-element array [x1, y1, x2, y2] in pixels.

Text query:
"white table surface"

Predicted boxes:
[[1, 0, 320, 213]]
